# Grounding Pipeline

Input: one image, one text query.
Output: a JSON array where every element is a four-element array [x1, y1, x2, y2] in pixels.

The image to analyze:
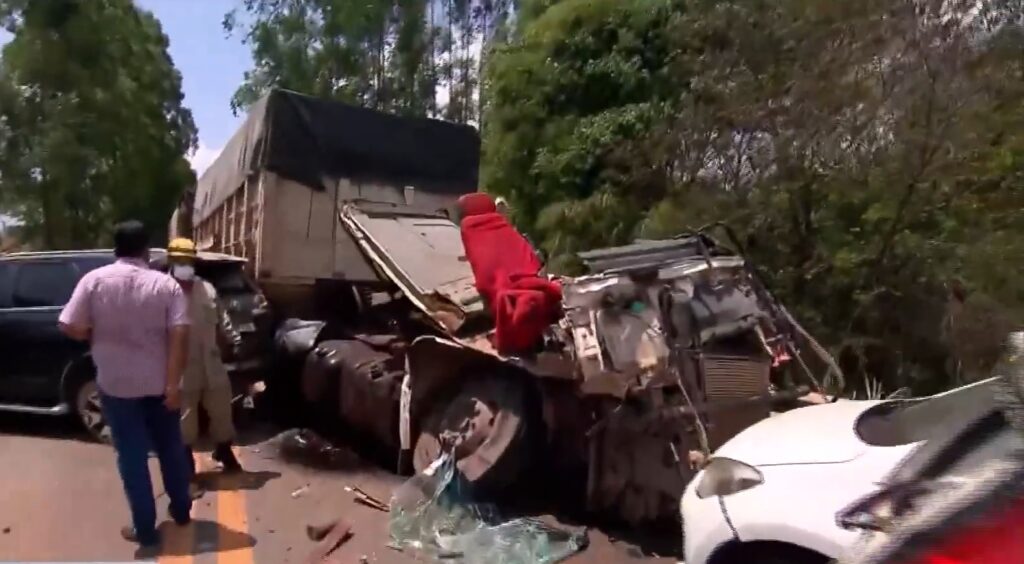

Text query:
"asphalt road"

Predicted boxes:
[[0, 413, 680, 563]]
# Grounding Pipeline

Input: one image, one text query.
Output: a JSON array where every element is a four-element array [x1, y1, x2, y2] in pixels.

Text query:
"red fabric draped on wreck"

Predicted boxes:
[[458, 194, 562, 355]]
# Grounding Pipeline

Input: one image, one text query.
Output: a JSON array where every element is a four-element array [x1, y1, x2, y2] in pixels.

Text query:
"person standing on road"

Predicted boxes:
[[58, 220, 193, 547], [165, 238, 243, 475]]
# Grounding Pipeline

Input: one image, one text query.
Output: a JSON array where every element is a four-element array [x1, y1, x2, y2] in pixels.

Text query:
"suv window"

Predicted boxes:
[[12, 261, 79, 308], [73, 255, 114, 277]]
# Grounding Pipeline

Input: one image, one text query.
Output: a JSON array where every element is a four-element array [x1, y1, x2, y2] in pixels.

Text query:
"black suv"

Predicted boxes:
[[0, 249, 271, 441]]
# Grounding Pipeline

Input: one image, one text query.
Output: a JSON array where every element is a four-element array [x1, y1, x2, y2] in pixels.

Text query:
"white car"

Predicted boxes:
[[681, 378, 998, 564]]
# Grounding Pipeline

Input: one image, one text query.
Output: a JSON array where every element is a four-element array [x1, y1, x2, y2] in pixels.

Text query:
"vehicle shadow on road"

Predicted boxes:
[[135, 519, 257, 559], [0, 412, 92, 443], [195, 470, 282, 492]]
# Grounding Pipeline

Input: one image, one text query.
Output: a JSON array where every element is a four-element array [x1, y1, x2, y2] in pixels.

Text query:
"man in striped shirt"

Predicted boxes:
[[58, 221, 193, 547]]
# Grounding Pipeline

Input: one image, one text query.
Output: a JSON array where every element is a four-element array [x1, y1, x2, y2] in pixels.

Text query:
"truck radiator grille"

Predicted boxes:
[[702, 354, 770, 399], [702, 354, 771, 449]]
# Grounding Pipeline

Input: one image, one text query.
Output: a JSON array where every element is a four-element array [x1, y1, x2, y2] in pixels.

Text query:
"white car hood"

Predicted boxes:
[[714, 400, 884, 466]]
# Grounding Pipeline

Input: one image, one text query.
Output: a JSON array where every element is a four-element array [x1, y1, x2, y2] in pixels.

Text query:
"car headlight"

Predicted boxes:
[[695, 457, 764, 499]]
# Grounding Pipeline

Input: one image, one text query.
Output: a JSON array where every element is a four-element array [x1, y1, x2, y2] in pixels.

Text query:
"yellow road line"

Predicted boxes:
[[158, 453, 203, 564], [216, 447, 253, 564]]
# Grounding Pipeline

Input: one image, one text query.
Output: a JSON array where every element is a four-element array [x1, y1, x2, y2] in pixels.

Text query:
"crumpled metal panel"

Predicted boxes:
[[561, 274, 673, 397], [340, 205, 485, 334], [577, 235, 723, 274], [689, 281, 768, 343], [587, 392, 700, 524], [561, 255, 772, 398]]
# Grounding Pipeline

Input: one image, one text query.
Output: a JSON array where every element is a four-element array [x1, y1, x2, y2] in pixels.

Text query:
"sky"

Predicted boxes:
[[0, 0, 250, 177], [0, 1, 250, 228], [136, 0, 249, 176]]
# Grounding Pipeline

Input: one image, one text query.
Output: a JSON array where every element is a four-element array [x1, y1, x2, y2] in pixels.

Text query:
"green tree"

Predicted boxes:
[[645, 0, 1024, 394], [226, 0, 518, 122], [482, 0, 681, 271], [484, 0, 1024, 393], [0, 0, 197, 248]]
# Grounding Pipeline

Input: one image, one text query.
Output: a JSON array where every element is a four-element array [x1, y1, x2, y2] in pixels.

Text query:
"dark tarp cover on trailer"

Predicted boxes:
[[193, 89, 481, 223]]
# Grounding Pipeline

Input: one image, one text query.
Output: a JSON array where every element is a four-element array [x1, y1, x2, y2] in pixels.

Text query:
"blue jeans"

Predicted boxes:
[[101, 394, 192, 543]]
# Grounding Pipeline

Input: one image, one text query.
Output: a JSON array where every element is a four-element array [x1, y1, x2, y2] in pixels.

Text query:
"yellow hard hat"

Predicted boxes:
[[167, 237, 197, 259]]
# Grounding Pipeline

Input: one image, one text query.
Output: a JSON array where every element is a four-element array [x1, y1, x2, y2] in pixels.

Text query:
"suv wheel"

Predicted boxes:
[[74, 380, 112, 443]]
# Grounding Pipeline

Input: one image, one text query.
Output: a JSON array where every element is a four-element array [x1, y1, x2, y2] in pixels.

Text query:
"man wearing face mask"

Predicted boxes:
[[165, 238, 243, 474]]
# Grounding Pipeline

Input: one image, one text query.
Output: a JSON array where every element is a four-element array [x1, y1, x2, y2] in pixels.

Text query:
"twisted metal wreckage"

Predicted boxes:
[[181, 90, 841, 528], [338, 207, 841, 526]]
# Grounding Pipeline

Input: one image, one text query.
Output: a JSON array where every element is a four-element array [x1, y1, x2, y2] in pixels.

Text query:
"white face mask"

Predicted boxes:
[[171, 264, 195, 282]]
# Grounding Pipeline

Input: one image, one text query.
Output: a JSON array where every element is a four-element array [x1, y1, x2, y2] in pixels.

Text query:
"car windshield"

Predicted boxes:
[[855, 378, 999, 447]]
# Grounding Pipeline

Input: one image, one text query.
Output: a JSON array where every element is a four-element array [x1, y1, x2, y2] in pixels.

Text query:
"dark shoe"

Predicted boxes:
[[121, 525, 159, 547], [213, 443, 243, 473]]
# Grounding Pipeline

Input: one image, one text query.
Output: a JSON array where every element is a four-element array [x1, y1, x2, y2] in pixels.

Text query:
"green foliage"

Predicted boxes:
[[226, 0, 518, 122], [0, 0, 197, 248], [483, 0, 678, 253], [484, 0, 1024, 394]]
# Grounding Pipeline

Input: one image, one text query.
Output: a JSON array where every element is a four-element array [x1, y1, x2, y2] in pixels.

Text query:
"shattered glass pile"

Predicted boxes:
[[388, 454, 588, 563]]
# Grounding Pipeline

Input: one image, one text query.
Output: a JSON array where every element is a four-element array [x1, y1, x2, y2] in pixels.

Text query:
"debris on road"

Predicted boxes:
[[304, 518, 353, 564], [272, 429, 362, 471], [306, 520, 336, 542], [388, 454, 589, 562], [291, 484, 310, 499], [345, 485, 389, 512]]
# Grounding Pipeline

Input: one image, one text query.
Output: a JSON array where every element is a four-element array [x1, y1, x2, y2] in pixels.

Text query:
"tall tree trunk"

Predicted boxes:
[[477, 3, 488, 128], [448, 0, 455, 120], [378, 24, 385, 110], [429, 0, 436, 115]]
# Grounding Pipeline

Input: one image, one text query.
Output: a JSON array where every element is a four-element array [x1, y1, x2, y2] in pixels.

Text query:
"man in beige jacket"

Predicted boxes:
[[166, 238, 242, 475]]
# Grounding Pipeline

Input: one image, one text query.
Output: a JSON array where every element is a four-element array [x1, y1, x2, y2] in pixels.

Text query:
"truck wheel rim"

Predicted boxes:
[[437, 397, 496, 459], [414, 377, 526, 487]]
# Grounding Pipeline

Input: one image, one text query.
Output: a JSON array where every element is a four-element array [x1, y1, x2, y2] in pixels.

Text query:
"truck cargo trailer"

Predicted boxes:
[[171, 89, 481, 317]]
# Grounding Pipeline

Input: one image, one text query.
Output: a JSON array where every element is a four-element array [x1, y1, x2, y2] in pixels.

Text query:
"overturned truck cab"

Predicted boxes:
[[334, 203, 838, 525]]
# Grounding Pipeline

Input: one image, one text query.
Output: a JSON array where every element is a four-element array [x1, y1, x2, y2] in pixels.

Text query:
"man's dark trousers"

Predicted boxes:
[[101, 393, 193, 544]]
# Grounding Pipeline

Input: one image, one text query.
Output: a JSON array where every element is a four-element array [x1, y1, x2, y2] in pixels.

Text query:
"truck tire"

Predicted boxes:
[[412, 375, 531, 493]]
